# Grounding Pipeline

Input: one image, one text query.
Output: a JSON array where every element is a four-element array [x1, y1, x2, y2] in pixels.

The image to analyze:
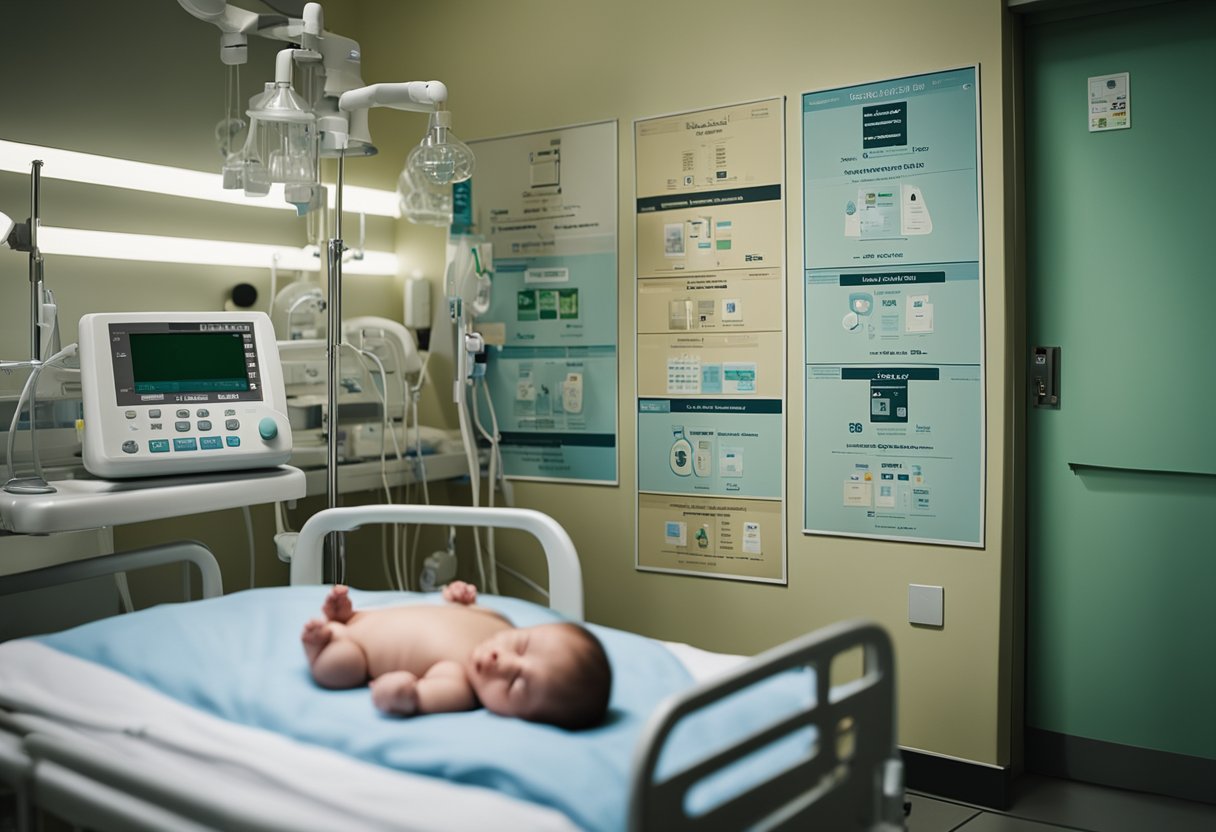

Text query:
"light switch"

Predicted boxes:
[[908, 584, 944, 627]]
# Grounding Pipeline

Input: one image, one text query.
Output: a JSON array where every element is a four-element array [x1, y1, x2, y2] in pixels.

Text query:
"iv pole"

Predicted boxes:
[[28, 160, 44, 363], [324, 80, 463, 580], [177, 1, 469, 580], [325, 153, 345, 578], [2, 159, 57, 495]]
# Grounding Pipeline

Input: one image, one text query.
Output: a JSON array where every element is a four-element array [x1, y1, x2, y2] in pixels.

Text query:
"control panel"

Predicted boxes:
[[79, 312, 292, 478]]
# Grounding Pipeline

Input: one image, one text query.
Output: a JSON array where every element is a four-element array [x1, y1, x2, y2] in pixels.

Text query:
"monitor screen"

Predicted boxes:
[[109, 321, 264, 406]]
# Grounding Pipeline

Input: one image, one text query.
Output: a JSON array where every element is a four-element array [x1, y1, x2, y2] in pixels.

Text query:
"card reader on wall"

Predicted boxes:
[[1031, 345, 1061, 408], [79, 312, 292, 478]]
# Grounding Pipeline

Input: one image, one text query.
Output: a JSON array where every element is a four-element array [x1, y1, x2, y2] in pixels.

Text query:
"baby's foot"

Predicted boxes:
[[322, 584, 355, 623], [443, 580, 478, 606], [370, 671, 420, 715], [300, 618, 333, 664]]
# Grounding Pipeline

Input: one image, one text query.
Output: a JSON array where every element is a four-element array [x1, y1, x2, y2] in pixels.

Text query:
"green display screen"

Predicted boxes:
[[129, 332, 250, 394]]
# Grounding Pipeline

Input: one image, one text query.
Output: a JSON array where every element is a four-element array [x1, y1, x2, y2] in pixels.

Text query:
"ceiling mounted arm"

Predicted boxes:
[[338, 81, 448, 114], [176, 0, 310, 64]]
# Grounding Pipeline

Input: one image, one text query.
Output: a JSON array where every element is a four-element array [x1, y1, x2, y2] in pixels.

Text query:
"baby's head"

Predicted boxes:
[[466, 622, 611, 729]]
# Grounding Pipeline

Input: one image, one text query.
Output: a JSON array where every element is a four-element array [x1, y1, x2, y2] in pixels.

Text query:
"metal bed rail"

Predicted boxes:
[[629, 619, 905, 832]]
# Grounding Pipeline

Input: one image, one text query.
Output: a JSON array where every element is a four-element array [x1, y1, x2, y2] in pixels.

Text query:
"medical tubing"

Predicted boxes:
[[471, 376, 511, 509], [476, 381, 498, 594], [274, 501, 291, 536], [15, 366, 44, 482], [406, 388, 430, 586], [455, 372, 486, 591], [340, 343, 400, 589], [285, 290, 322, 339], [480, 374, 510, 506], [267, 252, 279, 314], [497, 561, 549, 602], [397, 349, 432, 587], [485, 412, 498, 592], [472, 378, 503, 593], [484, 380, 510, 588], [5, 344, 76, 482], [113, 572, 135, 613], [241, 505, 256, 589], [361, 344, 408, 590], [409, 352, 433, 501], [395, 344, 412, 587], [39, 285, 60, 357]]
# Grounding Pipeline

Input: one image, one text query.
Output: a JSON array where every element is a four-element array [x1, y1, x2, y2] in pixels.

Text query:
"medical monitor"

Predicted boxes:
[[79, 312, 292, 478]]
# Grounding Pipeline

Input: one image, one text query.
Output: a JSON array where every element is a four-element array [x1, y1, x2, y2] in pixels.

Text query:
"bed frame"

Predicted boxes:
[[0, 505, 906, 832]]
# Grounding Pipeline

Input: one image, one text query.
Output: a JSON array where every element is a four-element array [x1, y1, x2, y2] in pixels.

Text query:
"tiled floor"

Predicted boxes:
[[909, 774, 1216, 832]]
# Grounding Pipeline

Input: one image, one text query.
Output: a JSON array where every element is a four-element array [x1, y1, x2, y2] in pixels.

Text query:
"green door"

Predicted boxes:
[[1024, 0, 1216, 778]]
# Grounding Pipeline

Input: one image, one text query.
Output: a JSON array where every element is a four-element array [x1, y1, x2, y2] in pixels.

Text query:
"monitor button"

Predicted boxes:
[[258, 417, 278, 440]]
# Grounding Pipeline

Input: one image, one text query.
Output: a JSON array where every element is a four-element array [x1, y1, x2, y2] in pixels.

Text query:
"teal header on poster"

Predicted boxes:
[[803, 67, 976, 113], [840, 368, 939, 381], [637, 184, 782, 214], [639, 397, 783, 415], [839, 271, 946, 286]]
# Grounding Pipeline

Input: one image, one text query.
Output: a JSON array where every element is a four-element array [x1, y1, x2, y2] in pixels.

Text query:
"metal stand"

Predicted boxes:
[[3, 159, 55, 496], [325, 155, 346, 580]]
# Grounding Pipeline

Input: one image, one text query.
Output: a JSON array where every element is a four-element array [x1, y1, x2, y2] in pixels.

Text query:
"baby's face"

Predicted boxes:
[[466, 623, 577, 722]]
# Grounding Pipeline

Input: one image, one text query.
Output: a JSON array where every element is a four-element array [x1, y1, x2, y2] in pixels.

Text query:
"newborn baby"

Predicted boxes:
[[301, 581, 611, 729]]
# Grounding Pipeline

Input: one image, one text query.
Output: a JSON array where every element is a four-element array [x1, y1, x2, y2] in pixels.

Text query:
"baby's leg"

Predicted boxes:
[[301, 619, 368, 689], [369, 670, 420, 715]]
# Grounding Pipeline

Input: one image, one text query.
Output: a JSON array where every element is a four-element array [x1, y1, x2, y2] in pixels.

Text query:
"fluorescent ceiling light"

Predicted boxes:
[[39, 226, 397, 276], [0, 139, 399, 218]]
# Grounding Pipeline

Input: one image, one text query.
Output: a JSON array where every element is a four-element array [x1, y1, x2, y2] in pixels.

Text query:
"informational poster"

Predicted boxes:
[[472, 121, 618, 483], [635, 99, 786, 582], [1088, 72, 1130, 132], [802, 67, 984, 546]]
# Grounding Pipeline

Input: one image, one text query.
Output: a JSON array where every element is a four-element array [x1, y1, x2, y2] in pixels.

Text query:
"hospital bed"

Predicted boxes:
[[0, 505, 906, 831]]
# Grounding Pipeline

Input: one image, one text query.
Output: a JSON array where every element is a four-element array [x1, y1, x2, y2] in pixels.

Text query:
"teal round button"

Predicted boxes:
[[258, 417, 278, 440]]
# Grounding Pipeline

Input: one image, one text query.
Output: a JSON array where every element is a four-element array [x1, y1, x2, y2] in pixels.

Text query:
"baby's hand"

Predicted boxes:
[[442, 580, 478, 606], [322, 584, 354, 623], [370, 671, 420, 715]]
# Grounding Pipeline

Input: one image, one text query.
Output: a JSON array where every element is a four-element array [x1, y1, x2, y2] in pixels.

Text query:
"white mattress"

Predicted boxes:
[[0, 638, 745, 831]]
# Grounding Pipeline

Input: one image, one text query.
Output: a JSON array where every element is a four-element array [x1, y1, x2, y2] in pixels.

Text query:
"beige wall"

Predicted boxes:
[[1, 0, 1020, 768], [333, 0, 1022, 767]]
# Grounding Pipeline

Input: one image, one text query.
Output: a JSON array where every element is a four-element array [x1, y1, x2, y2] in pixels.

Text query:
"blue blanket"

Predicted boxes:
[[38, 587, 814, 830], [37, 587, 691, 830]]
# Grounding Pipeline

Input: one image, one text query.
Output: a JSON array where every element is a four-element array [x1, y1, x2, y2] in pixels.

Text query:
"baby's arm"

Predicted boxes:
[[369, 660, 477, 716]]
